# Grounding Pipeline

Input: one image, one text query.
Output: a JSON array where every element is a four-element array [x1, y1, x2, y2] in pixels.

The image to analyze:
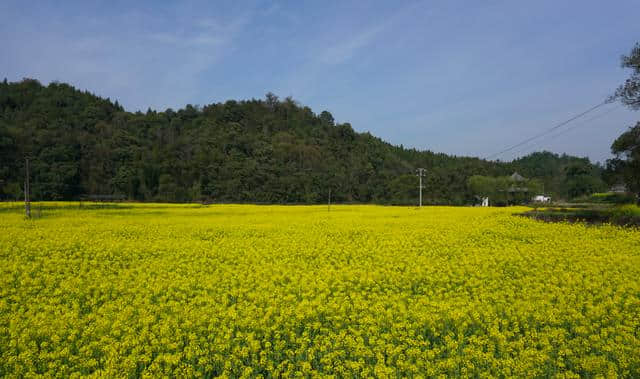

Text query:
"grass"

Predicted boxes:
[[571, 192, 637, 205], [520, 204, 640, 227]]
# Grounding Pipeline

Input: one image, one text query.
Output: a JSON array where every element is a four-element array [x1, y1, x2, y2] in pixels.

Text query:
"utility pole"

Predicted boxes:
[[416, 168, 425, 207], [328, 189, 331, 212], [24, 157, 31, 218]]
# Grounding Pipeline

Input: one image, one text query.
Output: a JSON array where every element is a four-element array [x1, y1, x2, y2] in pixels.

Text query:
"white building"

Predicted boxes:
[[533, 195, 551, 203], [610, 184, 628, 193]]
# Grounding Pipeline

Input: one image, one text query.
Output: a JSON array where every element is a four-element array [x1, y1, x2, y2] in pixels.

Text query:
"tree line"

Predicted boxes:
[[0, 78, 608, 204]]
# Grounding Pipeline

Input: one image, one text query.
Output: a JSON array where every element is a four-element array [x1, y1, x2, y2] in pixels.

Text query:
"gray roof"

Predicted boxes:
[[610, 184, 627, 193], [510, 172, 526, 182]]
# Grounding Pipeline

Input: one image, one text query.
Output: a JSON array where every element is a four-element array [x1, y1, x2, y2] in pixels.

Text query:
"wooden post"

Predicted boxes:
[[24, 157, 30, 218], [416, 168, 425, 207]]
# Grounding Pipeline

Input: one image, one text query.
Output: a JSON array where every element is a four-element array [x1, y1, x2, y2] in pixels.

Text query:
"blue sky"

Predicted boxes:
[[1, 1, 638, 162]]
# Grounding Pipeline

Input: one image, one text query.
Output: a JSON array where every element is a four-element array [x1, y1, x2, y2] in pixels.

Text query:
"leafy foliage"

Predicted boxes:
[[0, 79, 604, 203], [607, 122, 640, 198], [612, 42, 640, 110], [608, 42, 640, 204], [467, 174, 543, 206], [572, 192, 637, 205]]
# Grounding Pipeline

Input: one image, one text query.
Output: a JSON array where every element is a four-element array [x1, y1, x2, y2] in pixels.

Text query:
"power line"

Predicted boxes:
[[510, 104, 622, 157], [486, 101, 609, 160]]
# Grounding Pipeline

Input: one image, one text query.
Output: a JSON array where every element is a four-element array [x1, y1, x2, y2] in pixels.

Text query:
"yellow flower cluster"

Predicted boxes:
[[1, 203, 639, 377]]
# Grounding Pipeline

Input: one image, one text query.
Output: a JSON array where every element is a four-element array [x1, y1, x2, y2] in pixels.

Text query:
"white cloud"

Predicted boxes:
[[1, 3, 255, 111], [150, 15, 249, 48], [319, 23, 386, 65]]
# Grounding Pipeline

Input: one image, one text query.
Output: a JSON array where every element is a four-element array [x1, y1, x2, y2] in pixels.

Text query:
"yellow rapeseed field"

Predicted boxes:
[[1, 203, 639, 377]]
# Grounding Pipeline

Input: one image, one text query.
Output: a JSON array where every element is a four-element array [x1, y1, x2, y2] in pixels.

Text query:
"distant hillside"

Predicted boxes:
[[0, 79, 606, 204]]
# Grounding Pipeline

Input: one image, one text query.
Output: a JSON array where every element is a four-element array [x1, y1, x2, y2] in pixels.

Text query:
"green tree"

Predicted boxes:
[[612, 42, 640, 110], [467, 175, 510, 205], [609, 123, 640, 203], [158, 174, 178, 202], [564, 164, 603, 199], [609, 42, 640, 204], [467, 175, 494, 201], [319, 111, 335, 126], [389, 174, 417, 205]]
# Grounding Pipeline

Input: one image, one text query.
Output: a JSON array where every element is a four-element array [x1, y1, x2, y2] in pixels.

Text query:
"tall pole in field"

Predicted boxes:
[[328, 189, 331, 212], [24, 157, 31, 218], [416, 168, 425, 207]]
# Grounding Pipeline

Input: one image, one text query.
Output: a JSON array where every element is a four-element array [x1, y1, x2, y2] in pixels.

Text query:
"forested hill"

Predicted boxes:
[[0, 79, 605, 204]]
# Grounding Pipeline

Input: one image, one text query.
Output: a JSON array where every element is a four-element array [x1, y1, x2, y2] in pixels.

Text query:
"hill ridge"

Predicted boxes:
[[0, 78, 604, 203]]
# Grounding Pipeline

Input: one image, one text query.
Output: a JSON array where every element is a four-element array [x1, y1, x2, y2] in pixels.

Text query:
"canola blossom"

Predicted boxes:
[[1, 203, 640, 377]]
